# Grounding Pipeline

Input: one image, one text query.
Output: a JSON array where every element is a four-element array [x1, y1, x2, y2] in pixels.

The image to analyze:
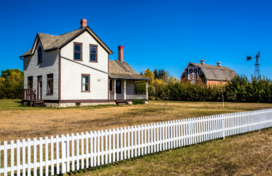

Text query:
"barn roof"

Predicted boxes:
[[109, 60, 151, 80], [188, 62, 237, 81]]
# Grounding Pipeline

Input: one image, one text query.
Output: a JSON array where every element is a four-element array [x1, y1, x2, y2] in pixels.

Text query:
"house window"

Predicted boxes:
[[47, 74, 53, 94], [116, 80, 121, 94], [82, 74, 90, 92], [90, 45, 98, 62], [74, 43, 82, 61], [28, 76, 33, 89], [38, 47, 42, 63], [110, 80, 112, 91]]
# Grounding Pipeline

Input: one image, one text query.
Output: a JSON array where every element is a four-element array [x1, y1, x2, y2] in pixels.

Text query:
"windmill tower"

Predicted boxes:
[[247, 51, 260, 77]]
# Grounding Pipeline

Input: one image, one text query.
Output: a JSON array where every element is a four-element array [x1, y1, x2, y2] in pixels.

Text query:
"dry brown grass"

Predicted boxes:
[[0, 99, 272, 142], [1, 99, 272, 175]]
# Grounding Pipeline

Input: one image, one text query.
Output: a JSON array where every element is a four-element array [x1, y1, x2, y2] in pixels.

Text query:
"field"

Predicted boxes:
[[1, 99, 272, 175], [0, 99, 272, 142]]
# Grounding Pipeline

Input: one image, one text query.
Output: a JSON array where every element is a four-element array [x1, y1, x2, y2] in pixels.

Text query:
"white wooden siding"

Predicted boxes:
[[60, 31, 109, 100], [24, 41, 59, 100], [61, 58, 108, 100], [61, 31, 108, 72]]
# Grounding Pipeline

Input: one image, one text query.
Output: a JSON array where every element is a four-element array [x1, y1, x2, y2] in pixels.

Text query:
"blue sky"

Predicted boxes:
[[0, 0, 271, 79]]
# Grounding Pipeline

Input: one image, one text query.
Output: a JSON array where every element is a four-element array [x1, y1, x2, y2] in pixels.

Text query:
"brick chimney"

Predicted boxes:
[[80, 19, 87, 28], [217, 62, 222, 67], [200, 59, 205, 65], [118, 46, 124, 62]]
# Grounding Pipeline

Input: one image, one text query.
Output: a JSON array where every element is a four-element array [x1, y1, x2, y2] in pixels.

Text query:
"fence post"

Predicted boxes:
[[61, 135, 67, 174], [222, 114, 225, 140]]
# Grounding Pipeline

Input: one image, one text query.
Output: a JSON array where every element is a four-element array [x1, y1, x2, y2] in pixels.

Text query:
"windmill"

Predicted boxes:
[[247, 51, 260, 77]]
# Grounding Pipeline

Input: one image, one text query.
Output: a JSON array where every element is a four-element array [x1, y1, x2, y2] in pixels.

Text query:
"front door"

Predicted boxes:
[[38, 76, 42, 100]]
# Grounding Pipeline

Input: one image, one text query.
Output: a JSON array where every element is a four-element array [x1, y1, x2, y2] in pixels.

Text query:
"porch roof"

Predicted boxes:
[[109, 60, 151, 80]]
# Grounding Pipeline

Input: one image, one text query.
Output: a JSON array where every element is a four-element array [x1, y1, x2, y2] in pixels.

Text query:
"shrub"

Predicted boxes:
[[133, 99, 145, 104]]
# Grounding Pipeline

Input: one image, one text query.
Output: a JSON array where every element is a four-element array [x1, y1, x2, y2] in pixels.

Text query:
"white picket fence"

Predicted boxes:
[[1, 108, 272, 176]]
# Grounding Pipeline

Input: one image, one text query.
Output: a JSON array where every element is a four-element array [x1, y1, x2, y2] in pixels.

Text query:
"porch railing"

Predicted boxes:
[[116, 94, 123, 100], [127, 94, 146, 100], [109, 93, 146, 100], [110, 93, 114, 100], [22, 89, 37, 106]]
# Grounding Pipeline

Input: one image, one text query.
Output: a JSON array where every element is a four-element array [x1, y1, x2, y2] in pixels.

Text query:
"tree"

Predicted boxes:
[[154, 69, 159, 79], [142, 69, 154, 83], [0, 69, 24, 99]]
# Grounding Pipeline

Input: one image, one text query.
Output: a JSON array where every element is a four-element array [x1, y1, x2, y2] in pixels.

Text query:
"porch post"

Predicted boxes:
[[124, 80, 126, 100], [109, 79, 110, 100], [114, 79, 116, 100], [146, 81, 148, 100]]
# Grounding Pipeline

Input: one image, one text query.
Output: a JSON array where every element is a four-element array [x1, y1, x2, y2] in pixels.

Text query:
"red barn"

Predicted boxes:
[[180, 60, 237, 87]]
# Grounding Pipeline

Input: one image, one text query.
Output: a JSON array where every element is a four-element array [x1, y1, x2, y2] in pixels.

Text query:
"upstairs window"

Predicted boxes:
[[82, 74, 90, 92], [90, 45, 98, 62], [38, 47, 42, 63], [74, 43, 82, 61], [47, 74, 53, 94]]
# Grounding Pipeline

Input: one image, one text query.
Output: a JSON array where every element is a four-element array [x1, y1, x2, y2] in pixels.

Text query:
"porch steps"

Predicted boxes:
[[115, 100, 129, 105], [33, 100, 46, 107]]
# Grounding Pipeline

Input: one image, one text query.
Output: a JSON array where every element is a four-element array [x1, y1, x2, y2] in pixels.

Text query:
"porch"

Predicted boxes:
[[109, 79, 148, 101], [22, 89, 46, 107]]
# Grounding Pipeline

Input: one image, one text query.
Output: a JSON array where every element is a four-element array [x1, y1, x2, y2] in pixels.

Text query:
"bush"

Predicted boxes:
[[133, 99, 145, 104]]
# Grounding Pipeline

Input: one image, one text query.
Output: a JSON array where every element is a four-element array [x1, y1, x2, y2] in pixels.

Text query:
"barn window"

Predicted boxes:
[[184, 69, 188, 76], [199, 69, 202, 75]]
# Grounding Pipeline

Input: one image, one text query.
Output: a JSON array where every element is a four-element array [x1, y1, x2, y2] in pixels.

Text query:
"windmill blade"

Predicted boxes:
[[247, 56, 251, 61], [258, 51, 260, 57]]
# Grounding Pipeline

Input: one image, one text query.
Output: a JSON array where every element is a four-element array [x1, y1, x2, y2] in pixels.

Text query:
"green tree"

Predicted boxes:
[[0, 69, 24, 99]]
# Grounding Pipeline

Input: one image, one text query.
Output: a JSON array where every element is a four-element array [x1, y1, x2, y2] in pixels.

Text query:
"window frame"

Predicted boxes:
[[47, 74, 54, 95], [89, 44, 98, 62], [38, 47, 42, 64], [116, 80, 121, 94], [81, 74, 90, 92], [73, 42, 83, 61]]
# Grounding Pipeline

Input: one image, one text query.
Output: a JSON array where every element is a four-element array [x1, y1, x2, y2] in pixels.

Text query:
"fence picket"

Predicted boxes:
[[27, 138, 31, 176], [33, 138, 37, 176], [16, 140, 20, 176], [50, 136, 54, 175]]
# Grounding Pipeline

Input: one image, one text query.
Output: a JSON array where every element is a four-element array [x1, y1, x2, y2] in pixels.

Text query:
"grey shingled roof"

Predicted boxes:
[[20, 27, 112, 57], [189, 63, 237, 81], [109, 60, 151, 80]]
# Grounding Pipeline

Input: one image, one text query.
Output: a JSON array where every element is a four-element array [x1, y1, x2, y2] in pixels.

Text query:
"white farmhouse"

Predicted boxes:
[[20, 19, 150, 107]]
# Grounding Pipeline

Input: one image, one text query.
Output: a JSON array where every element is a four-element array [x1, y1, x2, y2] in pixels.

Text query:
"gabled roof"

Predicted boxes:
[[20, 26, 113, 57], [109, 60, 151, 80], [188, 62, 237, 81]]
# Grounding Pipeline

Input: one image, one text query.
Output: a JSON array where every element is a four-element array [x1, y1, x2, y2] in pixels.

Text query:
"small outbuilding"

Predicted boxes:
[[180, 60, 237, 87]]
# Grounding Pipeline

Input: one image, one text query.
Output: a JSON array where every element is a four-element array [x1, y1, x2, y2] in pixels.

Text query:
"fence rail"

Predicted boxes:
[[1, 109, 272, 176]]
